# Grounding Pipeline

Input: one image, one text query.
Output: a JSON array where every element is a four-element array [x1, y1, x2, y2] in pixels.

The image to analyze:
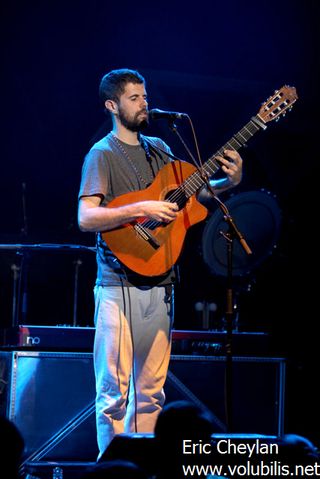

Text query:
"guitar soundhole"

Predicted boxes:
[[164, 188, 188, 210]]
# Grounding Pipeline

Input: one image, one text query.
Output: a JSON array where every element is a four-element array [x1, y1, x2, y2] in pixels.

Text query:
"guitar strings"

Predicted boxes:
[[138, 119, 260, 233]]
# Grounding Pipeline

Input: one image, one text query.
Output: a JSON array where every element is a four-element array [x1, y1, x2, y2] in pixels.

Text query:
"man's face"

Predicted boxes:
[[117, 82, 149, 132]]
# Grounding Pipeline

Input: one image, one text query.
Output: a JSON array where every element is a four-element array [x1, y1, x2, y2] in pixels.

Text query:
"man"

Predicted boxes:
[[78, 68, 242, 458]]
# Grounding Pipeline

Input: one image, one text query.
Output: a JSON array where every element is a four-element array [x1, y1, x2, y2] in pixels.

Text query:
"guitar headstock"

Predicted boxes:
[[257, 85, 298, 124]]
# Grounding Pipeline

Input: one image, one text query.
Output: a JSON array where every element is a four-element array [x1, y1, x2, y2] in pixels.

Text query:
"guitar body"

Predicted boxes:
[[101, 160, 208, 276]]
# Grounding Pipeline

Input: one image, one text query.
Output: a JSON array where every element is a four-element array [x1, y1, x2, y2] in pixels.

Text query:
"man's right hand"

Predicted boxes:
[[138, 200, 179, 223], [78, 196, 179, 232]]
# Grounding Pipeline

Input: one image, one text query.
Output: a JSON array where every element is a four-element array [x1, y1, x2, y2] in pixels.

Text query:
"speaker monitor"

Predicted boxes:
[[0, 351, 98, 463], [166, 355, 285, 436], [0, 351, 285, 463]]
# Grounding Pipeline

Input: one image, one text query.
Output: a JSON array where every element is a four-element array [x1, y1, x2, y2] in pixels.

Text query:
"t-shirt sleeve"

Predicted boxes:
[[78, 148, 109, 202]]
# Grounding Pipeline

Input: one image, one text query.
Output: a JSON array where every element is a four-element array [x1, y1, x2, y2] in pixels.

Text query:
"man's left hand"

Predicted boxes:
[[217, 149, 243, 186]]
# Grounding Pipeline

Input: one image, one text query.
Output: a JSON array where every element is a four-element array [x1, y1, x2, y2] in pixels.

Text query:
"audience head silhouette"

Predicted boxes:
[[154, 400, 216, 478], [0, 415, 25, 479], [278, 433, 319, 465], [154, 400, 215, 442], [81, 459, 149, 479]]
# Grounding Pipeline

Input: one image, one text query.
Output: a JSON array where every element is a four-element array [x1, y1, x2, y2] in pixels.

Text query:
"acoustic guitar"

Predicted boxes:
[[102, 86, 298, 276]]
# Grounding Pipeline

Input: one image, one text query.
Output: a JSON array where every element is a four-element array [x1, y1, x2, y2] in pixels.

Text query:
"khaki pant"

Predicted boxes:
[[93, 284, 174, 458]]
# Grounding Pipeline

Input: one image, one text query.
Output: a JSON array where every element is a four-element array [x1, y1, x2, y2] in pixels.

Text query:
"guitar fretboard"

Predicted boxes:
[[172, 115, 265, 201]]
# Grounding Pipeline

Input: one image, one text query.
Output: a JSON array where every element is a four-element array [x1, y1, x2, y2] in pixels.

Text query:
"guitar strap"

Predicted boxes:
[[143, 137, 186, 164]]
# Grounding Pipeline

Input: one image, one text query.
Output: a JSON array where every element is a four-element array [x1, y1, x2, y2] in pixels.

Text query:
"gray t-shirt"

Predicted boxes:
[[78, 132, 176, 287]]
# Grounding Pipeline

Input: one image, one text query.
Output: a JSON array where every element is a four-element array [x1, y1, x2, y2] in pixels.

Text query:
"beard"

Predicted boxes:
[[118, 106, 149, 132]]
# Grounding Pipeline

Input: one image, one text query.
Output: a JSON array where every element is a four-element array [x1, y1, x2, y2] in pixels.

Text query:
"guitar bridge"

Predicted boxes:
[[134, 223, 160, 249]]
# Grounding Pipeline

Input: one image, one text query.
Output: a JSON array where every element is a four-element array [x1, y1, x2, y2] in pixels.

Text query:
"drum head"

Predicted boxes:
[[201, 190, 282, 277]]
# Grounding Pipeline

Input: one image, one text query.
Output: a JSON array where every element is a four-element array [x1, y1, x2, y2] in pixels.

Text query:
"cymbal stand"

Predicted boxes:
[[72, 258, 83, 326], [10, 250, 29, 327], [11, 259, 21, 327]]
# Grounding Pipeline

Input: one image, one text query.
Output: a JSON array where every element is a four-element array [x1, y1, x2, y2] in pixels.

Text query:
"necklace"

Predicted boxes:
[[110, 133, 153, 187]]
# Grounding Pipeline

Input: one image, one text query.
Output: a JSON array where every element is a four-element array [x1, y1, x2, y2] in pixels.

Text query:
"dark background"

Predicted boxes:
[[0, 0, 319, 445]]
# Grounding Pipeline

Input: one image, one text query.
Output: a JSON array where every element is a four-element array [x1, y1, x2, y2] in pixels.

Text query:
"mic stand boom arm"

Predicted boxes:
[[167, 120, 202, 170], [167, 119, 252, 254]]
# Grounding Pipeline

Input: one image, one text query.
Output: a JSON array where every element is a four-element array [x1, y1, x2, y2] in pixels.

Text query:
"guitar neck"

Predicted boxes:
[[182, 115, 266, 198]]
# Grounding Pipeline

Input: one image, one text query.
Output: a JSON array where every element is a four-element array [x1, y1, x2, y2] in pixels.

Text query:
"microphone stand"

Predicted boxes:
[[210, 193, 252, 431], [167, 119, 252, 432]]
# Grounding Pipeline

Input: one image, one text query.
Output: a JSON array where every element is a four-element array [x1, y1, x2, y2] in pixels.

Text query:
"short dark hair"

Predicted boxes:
[[99, 68, 145, 105]]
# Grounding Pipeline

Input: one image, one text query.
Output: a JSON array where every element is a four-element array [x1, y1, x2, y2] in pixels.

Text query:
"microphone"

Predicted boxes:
[[148, 108, 188, 120]]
